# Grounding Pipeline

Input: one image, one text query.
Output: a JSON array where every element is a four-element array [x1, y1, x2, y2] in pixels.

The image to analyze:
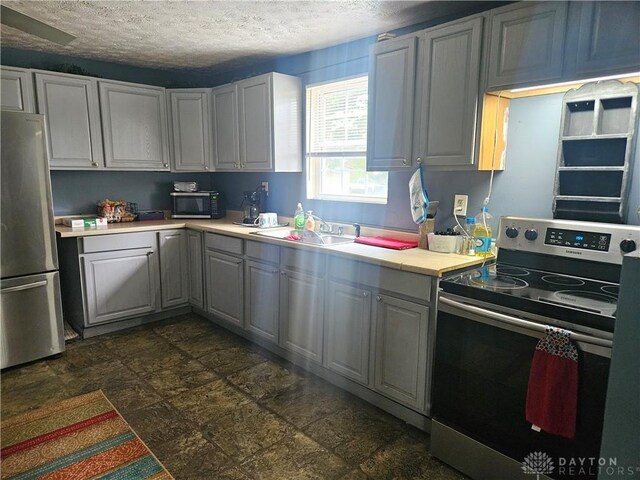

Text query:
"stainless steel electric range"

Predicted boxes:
[[431, 217, 640, 480]]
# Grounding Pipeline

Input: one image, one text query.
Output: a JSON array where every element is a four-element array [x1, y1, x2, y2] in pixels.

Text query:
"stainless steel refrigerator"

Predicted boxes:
[[1, 111, 64, 369]]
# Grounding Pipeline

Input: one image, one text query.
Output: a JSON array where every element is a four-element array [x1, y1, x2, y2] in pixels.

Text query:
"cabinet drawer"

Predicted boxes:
[[81, 232, 156, 253], [205, 232, 243, 255], [328, 257, 431, 302], [246, 240, 279, 264], [281, 247, 325, 275]]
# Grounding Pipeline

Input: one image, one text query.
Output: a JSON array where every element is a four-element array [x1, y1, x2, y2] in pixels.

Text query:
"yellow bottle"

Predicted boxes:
[[305, 211, 315, 232], [473, 207, 493, 257]]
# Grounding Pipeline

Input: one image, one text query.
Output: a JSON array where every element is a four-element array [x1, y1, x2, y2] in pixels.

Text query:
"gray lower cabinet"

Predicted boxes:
[[35, 72, 104, 169], [0, 66, 34, 113], [487, 2, 568, 90], [186, 230, 204, 309], [81, 247, 158, 326], [245, 260, 280, 343], [168, 89, 211, 172], [324, 281, 372, 385], [99, 81, 170, 170], [159, 230, 189, 309], [373, 294, 429, 411], [367, 37, 417, 171], [205, 249, 244, 327], [279, 268, 324, 363], [414, 17, 483, 168]]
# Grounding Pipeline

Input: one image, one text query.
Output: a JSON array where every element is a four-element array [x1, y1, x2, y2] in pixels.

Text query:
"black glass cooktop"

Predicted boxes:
[[440, 262, 619, 333]]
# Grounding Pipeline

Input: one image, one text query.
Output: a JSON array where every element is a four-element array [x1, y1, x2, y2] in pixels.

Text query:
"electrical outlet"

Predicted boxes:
[[453, 194, 468, 216], [261, 181, 269, 195]]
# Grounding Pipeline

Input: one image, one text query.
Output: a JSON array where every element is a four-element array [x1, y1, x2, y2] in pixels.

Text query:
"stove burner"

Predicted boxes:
[[553, 290, 617, 312], [542, 275, 586, 287], [470, 274, 528, 290], [495, 265, 530, 276], [600, 285, 619, 296]]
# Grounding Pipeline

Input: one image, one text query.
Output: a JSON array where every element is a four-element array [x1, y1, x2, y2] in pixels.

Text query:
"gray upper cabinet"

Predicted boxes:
[[367, 37, 417, 171], [324, 281, 372, 386], [168, 89, 212, 172], [35, 72, 104, 170], [99, 81, 170, 170], [159, 230, 189, 309], [487, 2, 568, 90], [186, 230, 204, 309], [280, 268, 324, 363], [211, 84, 240, 171], [414, 17, 483, 168], [1, 66, 34, 113], [81, 247, 158, 326], [373, 294, 429, 411], [237, 74, 273, 171], [213, 73, 302, 172], [567, 2, 640, 79]]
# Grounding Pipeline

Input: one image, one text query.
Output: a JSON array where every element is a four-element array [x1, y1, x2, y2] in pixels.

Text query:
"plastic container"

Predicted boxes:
[[305, 210, 315, 231], [473, 207, 494, 257], [294, 203, 305, 231], [465, 217, 476, 255]]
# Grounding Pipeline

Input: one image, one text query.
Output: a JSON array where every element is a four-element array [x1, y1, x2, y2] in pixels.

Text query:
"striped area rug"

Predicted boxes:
[[0, 390, 173, 479]]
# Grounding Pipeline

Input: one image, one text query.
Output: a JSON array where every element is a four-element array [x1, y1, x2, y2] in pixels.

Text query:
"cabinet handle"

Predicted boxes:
[[280, 271, 287, 276], [402, 159, 408, 166], [147, 251, 154, 256], [91, 161, 98, 167], [271, 269, 279, 274], [241, 163, 246, 168], [376, 295, 382, 302], [163, 163, 169, 168], [204, 165, 209, 170], [416, 157, 422, 164], [362, 292, 369, 297]]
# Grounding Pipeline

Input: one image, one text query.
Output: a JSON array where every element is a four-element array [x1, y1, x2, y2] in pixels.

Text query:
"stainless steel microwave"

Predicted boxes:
[[170, 191, 225, 219]]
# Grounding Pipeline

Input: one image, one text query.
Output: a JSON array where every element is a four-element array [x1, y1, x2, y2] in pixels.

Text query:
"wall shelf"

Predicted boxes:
[[553, 80, 638, 223]]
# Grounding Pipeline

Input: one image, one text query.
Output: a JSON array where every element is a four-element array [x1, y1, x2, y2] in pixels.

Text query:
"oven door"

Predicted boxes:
[[432, 294, 611, 480]]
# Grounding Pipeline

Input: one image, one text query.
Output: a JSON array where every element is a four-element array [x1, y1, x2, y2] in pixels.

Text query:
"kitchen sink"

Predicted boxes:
[[250, 229, 355, 246]]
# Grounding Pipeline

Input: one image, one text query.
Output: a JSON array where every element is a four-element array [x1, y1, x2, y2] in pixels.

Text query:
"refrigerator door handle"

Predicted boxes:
[[1, 280, 48, 294]]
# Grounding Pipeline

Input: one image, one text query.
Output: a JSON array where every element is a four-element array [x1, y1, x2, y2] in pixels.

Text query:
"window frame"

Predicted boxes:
[[305, 75, 388, 205]]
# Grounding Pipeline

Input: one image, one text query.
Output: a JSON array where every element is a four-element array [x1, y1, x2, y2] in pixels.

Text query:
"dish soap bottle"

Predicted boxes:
[[473, 207, 493, 257], [294, 203, 305, 232], [305, 210, 315, 232]]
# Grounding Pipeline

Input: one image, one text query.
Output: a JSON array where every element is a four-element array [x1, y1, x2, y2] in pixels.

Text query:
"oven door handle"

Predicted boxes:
[[439, 296, 613, 350]]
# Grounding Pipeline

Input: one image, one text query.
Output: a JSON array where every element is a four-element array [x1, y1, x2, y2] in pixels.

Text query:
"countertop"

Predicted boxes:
[[55, 219, 487, 277]]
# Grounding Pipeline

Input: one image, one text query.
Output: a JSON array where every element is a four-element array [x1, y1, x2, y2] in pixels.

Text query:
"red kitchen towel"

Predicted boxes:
[[525, 326, 578, 439], [354, 236, 418, 250]]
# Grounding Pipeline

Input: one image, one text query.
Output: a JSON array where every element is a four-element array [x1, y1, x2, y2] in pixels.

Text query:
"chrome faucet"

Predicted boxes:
[[313, 215, 334, 234]]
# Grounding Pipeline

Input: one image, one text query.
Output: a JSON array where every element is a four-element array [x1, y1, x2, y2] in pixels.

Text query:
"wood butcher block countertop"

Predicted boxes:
[[55, 219, 488, 277]]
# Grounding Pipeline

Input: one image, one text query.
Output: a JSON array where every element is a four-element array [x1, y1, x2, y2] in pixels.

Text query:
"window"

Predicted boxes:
[[306, 76, 388, 204]]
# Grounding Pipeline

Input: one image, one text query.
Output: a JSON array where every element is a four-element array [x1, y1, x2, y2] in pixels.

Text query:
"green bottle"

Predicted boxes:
[[294, 203, 305, 232]]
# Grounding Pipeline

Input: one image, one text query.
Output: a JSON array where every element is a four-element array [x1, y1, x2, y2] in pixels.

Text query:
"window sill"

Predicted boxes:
[[307, 194, 388, 205]]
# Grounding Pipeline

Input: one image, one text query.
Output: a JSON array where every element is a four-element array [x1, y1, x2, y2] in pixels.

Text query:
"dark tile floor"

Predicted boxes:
[[1, 313, 466, 480]]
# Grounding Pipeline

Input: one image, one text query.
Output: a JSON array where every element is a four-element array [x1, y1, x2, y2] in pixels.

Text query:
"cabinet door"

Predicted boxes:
[[414, 18, 482, 168], [35, 73, 104, 169], [159, 230, 189, 309], [0, 67, 34, 112], [211, 84, 240, 171], [237, 75, 273, 171], [367, 37, 417, 171], [574, 2, 640, 77], [373, 294, 429, 411], [245, 260, 280, 343], [169, 90, 211, 171], [205, 250, 243, 327], [280, 269, 324, 363], [81, 248, 158, 326], [99, 82, 169, 170], [488, 2, 567, 89], [186, 230, 204, 309], [324, 281, 371, 385]]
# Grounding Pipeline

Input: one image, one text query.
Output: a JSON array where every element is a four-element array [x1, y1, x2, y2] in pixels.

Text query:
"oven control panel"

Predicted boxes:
[[497, 217, 640, 264]]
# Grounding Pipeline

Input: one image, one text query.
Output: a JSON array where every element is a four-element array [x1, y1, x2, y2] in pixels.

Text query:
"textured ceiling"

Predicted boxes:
[[0, 0, 454, 72]]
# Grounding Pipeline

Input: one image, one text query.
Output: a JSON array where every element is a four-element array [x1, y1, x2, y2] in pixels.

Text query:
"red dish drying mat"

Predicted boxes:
[[525, 326, 579, 439], [354, 236, 418, 250]]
